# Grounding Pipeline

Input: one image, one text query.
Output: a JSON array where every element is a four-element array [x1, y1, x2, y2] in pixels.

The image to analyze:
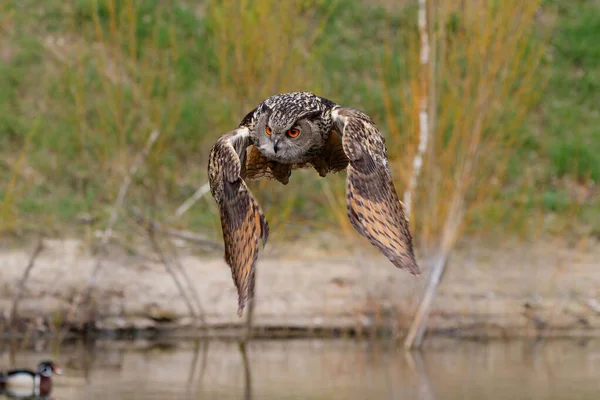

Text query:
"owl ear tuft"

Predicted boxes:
[[260, 103, 273, 115]]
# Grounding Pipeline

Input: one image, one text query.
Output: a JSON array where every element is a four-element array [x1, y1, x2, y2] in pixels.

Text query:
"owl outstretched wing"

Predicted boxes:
[[332, 107, 420, 275], [208, 127, 269, 316]]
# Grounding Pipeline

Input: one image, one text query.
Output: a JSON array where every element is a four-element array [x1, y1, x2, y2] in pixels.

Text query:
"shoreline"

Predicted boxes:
[[1, 235, 599, 341]]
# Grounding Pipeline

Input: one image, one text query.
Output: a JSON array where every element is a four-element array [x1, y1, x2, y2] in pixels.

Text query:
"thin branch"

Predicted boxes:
[[10, 238, 44, 328], [404, 194, 462, 349], [167, 182, 210, 222], [99, 129, 161, 251], [147, 225, 200, 323], [403, 0, 430, 216], [163, 237, 206, 324], [128, 205, 212, 325], [403, 252, 449, 349], [129, 206, 222, 250], [165, 228, 222, 250], [83, 129, 161, 301]]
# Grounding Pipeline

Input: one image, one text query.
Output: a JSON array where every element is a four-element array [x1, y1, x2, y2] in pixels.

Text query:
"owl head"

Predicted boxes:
[[252, 93, 331, 164]]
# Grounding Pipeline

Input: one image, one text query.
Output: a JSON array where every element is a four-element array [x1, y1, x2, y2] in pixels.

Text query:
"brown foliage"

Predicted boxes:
[[381, 0, 548, 255]]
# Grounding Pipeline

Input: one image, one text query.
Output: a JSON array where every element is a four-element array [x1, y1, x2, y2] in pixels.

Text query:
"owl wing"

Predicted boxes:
[[331, 107, 420, 275], [208, 127, 269, 316]]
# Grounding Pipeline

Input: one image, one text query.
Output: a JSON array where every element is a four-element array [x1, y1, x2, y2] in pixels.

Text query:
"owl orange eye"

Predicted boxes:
[[266, 126, 272, 135], [287, 128, 299, 138]]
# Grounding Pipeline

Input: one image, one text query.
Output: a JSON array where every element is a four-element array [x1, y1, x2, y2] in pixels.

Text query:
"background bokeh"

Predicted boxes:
[[2, 0, 597, 245], [0, 0, 598, 342]]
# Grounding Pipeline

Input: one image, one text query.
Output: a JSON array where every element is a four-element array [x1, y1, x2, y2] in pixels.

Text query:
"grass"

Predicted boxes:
[[523, 0, 600, 235], [0, 0, 598, 245]]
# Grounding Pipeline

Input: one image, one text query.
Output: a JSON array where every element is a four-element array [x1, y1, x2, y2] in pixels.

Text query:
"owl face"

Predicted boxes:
[[254, 106, 325, 164]]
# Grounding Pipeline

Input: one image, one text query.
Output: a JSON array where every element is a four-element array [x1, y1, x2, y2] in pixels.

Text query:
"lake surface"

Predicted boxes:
[[1, 337, 599, 399]]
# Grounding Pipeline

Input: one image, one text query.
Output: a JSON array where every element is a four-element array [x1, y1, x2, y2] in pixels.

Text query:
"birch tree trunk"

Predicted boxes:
[[403, 0, 430, 216]]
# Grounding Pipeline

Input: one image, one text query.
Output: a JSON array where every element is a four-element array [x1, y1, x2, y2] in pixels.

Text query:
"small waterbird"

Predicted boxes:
[[0, 360, 62, 398]]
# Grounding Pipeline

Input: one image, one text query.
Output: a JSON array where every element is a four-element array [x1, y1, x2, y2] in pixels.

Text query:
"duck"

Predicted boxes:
[[0, 360, 62, 398]]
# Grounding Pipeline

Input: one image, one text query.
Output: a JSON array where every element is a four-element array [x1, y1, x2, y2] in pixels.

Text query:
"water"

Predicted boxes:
[[1, 338, 599, 399]]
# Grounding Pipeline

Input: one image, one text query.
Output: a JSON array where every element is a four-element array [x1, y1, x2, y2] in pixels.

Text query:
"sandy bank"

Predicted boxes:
[[1, 235, 599, 339]]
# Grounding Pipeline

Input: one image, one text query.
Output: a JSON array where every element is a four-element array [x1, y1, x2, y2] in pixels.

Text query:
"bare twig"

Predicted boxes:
[[162, 238, 206, 324], [403, 194, 462, 350], [10, 238, 44, 328], [129, 206, 222, 250], [403, 0, 430, 216], [404, 179, 464, 350], [147, 225, 200, 323], [167, 182, 210, 222], [165, 228, 222, 250], [403, 252, 449, 349], [83, 129, 161, 301], [128, 205, 210, 325]]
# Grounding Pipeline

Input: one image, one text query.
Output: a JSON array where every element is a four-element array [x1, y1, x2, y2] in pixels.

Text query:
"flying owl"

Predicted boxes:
[[208, 92, 420, 316]]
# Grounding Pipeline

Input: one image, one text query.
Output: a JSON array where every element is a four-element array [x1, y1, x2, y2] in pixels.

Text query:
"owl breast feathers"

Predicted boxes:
[[207, 91, 420, 316]]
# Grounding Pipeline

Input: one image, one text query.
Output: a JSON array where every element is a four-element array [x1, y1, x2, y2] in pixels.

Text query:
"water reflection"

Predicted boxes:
[[239, 342, 252, 400], [0, 337, 599, 399]]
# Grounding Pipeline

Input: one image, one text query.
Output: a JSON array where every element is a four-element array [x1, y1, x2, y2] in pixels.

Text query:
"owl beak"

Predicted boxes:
[[273, 138, 280, 154]]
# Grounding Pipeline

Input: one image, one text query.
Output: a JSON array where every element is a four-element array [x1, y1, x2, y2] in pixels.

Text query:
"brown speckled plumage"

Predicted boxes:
[[208, 92, 420, 316], [208, 129, 269, 316], [333, 107, 419, 276]]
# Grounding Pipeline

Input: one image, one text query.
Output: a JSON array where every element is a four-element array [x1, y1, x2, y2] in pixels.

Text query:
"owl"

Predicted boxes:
[[208, 92, 420, 316]]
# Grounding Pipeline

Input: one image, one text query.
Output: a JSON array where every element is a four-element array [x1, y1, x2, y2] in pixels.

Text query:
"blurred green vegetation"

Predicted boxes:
[[0, 0, 598, 243]]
